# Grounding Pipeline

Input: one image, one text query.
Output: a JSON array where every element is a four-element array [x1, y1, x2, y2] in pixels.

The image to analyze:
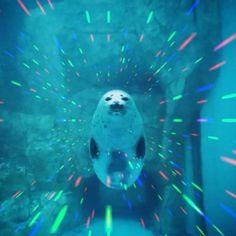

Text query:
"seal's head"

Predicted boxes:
[[101, 90, 132, 116]]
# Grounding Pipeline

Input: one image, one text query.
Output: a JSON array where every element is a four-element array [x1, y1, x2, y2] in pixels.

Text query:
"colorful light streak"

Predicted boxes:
[[105, 205, 112, 235], [36, 0, 46, 15], [220, 156, 236, 166], [107, 11, 111, 24], [146, 11, 154, 24], [221, 93, 236, 100], [196, 225, 206, 236], [178, 33, 197, 51], [209, 61, 226, 71], [208, 136, 219, 140], [159, 170, 169, 181], [167, 31, 176, 42], [11, 80, 22, 87], [220, 203, 236, 218], [222, 118, 236, 123], [29, 218, 44, 236], [48, 0, 54, 10], [225, 190, 236, 199], [29, 212, 41, 227], [85, 10, 91, 24], [191, 182, 203, 192], [173, 95, 183, 100], [16, 0, 31, 16], [50, 205, 68, 234], [186, 0, 201, 16], [214, 33, 236, 51], [74, 176, 82, 187]]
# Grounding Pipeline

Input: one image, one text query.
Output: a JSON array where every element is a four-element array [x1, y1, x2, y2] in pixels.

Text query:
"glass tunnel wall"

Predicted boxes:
[[0, 1, 235, 236]]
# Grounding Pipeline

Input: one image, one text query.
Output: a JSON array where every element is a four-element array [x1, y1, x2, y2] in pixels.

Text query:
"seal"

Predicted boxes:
[[89, 89, 146, 189]]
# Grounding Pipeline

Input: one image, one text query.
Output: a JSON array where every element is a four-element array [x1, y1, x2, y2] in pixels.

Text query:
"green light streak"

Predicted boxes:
[[85, 10, 91, 23], [33, 45, 39, 51], [146, 11, 154, 24], [80, 197, 84, 205], [212, 224, 224, 236], [194, 57, 203, 64], [167, 31, 176, 42], [33, 205, 39, 212], [173, 118, 183, 123], [107, 11, 111, 23], [191, 182, 203, 192], [79, 48, 83, 55], [88, 230, 92, 236], [32, 59, 39, 65], [183, 194, 203, 216], [196, 225, 206, 236], [23, 63, 30, 69], [128, 161, 134, 169], [208, 136, 219, 140], [121, 45, 125, 52], [105, 205, 112, 234], [222, 93, 236, 99], [222, 118, 236, 123], [158, 153, 165, 159], [11, 80, 22, 87], [29, 212, 41, 227], [172, 184, 182, 194], [68, 59, 74, 67], [173, 95, 183, 100], [169, 41, 175, 47], [16, 191, 23, 198], [154, 62, 167, 75], [54, 190, 63, 201], [50, 205, 68, 234]]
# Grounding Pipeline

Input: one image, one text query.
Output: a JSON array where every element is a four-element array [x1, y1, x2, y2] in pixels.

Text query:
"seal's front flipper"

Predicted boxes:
[[90, 137, 99, 159], [136, 136, 145, 159]]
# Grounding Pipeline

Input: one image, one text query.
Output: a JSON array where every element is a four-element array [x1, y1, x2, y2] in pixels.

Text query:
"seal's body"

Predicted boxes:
[[90, 90, 145, 189]]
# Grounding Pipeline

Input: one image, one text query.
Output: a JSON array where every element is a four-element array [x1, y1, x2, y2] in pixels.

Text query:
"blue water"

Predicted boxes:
[[0, 1, 236, 235]]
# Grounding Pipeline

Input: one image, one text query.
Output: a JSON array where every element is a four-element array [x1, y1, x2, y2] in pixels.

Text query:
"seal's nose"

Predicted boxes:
[[110, 102, 124, 111]]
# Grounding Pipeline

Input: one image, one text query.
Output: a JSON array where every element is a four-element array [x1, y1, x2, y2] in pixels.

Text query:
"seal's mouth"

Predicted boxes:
[[109, 103, 126, 114]]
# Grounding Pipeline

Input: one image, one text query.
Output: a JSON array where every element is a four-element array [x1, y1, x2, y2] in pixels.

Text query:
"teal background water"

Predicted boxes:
[[0, 1, 236, 235]]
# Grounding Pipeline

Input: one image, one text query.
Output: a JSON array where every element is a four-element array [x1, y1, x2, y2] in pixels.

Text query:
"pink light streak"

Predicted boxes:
[[36, 0, 46, 15], [221, 156, 236, 166], [225, 190, 236, 199], [48, 0, 54, 10], [16, 0, 31, 16], [214, 33, 236, 51], [178, 32, 197, 51], [209, 61, 226, 71], [159, 170, 169, 181], [74, 176, 82, 187]]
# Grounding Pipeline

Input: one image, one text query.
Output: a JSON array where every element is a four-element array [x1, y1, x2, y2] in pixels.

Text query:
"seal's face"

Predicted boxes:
[[102, 90, 130, 116]]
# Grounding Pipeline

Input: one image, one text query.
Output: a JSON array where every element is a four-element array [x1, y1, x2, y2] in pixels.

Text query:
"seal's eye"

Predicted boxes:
[[122, 97, 129, 101], [105, 97, 112, 101]]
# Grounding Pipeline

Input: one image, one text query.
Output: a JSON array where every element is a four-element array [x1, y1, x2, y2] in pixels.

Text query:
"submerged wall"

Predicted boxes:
[[202, 0, 236, 235]]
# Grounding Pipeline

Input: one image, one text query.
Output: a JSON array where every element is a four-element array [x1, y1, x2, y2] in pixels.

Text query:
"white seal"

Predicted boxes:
[[89, 90, 146, 189]]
